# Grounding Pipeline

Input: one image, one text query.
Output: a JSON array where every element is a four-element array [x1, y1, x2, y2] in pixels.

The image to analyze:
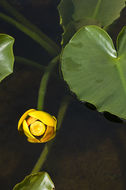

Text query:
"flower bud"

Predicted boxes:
[[18, 109, 57, 143]]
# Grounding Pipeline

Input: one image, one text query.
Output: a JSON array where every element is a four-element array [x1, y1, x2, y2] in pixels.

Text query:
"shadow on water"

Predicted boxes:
[[0, 1, 126, 190]]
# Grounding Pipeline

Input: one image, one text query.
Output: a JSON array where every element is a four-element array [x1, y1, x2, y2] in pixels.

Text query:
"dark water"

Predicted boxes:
[[0, 1, 126, 190]]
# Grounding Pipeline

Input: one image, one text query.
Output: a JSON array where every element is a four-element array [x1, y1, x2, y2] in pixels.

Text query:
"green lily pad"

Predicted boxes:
[[13, 172, 55, 190], [61, 25, 126, 119], [58, 0, 125, 45], [0, 34, 14, 81]]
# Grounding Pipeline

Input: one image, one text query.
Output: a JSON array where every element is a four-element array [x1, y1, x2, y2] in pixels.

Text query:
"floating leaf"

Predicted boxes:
[[13, 172, 55, 190], [0, 34, 14, 81], [61, 25, 126, 119], [58, 0, 125, 45]]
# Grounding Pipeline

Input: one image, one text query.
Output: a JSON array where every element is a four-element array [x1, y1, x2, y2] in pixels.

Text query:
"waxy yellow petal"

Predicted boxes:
[[52, 116, 57, 131], [23, 120, 36, 140], [18, 109, 35, 130], [27, 137, 40, 143], [40, 126, 56, 142], [27, 116, 37, 126], [29, 111, 56, 126], [18, 109, 57, 143]]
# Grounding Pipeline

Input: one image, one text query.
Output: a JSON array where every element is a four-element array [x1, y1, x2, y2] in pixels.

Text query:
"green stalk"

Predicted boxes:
[[0, 13, 59, 56], [31, 95, 71, 174], [37, 55, 59, 110], [15, 56, 46, 71], [0, 0, 60, 54], [15, 56, 59, 81]]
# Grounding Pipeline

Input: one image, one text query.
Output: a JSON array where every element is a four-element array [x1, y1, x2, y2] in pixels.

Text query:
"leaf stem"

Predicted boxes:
[[15, 56, 46, 71], [0, 13, 59, 56], [15, 55, 60, 81], [37, 55, 59, 110], [0, 0, 60, 54], [31, 95, 71, 174]]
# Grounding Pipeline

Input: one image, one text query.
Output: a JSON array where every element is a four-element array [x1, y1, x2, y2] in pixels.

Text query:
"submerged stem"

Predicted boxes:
[[0, 13, 59, 56], [0, 0, 60, 54], [31, 95, 71, 174], [15, 56, 46, 71], [37, 55, 59, 110]]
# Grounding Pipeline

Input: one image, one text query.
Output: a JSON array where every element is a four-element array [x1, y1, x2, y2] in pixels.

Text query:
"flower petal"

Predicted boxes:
[[52, 116, 57, 131], [18, 109, 35, 131], [40, 126, 56, 143], [23, 120, 36, 140], [28, 111, 56, 126], [27, 137, 40, 143]]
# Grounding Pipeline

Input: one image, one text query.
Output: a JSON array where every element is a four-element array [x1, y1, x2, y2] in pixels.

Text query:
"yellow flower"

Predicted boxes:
[[18, 109, 57, 143]]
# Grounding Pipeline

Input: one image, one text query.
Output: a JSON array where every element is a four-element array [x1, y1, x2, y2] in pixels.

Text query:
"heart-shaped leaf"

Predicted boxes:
[[13, 172, 54, 190], [58, 0, 125, 45], [61, 25, 126, 119], [0, 34, 14, 81]]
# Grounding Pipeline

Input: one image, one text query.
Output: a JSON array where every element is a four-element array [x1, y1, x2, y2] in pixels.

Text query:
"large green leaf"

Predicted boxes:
[[13, 172, 55, 190], [61, 25, 126, 119], [0, 34, 14, 81], [58, 0, 125, 45]]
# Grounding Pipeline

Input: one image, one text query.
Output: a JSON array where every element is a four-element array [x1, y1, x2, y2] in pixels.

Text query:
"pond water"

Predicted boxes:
[[0, 1, 126, 190]]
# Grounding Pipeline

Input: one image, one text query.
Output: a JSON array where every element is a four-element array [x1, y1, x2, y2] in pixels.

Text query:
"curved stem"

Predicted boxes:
[[15, 56, 46, 71], [15, 55, 60, 81], [31, 142, 52, 174], [0, 0, 60, 54], [0, 13, 59, 56], [15, 54, 63, 85], [31, 95, 71, 174], [37, 55, 59, 110]]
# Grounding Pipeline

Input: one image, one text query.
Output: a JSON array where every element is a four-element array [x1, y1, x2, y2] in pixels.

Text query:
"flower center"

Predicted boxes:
[[30, 121, 46, 136]]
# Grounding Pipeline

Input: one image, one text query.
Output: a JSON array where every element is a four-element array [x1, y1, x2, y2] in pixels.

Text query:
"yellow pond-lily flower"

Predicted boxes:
[[18, 109, 57, 143]]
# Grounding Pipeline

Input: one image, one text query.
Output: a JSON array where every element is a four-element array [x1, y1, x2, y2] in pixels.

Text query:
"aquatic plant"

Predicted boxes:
[[0, 0, 126, 189]]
